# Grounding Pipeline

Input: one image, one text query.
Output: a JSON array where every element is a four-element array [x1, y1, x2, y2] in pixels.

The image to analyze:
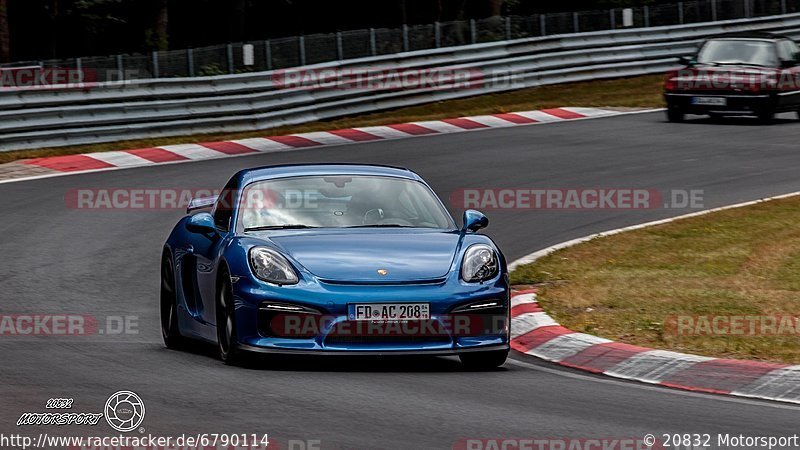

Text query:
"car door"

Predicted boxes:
[[178, 223, 221, 328], [180, 182, 237, 331], [776, 39, 800, 108]]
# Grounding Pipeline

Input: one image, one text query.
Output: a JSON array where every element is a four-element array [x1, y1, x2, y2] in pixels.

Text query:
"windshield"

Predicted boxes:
[[238, 175, 455, 230], [696, 39, 778, 67]]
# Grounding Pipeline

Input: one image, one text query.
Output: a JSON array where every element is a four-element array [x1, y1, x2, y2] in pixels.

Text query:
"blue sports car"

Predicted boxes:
[[161, 164, 510, 368]]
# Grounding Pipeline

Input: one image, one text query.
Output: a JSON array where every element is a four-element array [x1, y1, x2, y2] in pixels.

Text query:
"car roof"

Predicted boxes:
[[707, 31, 789, 41], [235, 163, 422, 185]]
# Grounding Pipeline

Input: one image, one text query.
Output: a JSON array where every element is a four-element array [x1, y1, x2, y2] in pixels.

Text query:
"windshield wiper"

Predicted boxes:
[[346, 224, 415, 228], [245, 224, 318, 232]]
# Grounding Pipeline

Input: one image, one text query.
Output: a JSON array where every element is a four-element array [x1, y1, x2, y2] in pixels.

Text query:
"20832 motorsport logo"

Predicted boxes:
[[16, 391, 145, 433]]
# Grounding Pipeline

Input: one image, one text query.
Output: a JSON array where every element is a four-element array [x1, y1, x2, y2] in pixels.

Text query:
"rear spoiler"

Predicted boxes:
[[187, 195, 218, 214]]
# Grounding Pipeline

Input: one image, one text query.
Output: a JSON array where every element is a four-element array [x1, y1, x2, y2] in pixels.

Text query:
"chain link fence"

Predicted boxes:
[[3, 0, 797, 82]]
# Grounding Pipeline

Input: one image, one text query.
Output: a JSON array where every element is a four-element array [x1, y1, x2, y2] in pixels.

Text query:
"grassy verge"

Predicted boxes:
[[0, 74, 665, 165], [510, 196, 800, 364]]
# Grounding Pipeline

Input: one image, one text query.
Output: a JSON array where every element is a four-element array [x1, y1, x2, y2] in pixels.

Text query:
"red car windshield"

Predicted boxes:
[[696, 39, 778, 67]]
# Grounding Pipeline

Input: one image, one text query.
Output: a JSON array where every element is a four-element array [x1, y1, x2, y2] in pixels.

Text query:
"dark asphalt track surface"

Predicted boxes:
[[1, 111, 798, 449]]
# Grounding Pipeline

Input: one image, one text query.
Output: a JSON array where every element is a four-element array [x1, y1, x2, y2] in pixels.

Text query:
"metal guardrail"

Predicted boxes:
[[1, 13, 800, 152]]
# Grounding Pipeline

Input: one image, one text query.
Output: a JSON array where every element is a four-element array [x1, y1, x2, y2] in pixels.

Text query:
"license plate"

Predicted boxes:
[[692, 96, 726, 106], [349, 303, 430, 321]]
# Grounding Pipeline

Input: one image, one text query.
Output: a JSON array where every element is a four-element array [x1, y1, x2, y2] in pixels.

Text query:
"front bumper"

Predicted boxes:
[[664, 92, 773, 115], [230, 274, 510, 354], [237, 343, 509, 356]]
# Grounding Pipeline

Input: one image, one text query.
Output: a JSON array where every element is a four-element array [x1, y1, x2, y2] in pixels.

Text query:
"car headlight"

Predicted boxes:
[[249, 247, 299, 285], [461, 244, 498, 282]]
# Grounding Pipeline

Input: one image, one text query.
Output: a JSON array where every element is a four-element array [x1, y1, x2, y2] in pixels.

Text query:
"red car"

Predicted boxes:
[[664, 32, 800, 123]]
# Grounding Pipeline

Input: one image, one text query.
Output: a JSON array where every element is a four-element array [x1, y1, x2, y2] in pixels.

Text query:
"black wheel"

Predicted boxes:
[[459, 349, 509, 370], [666, 105, 685, 123], [757, 107, 775, 124], [708, 113, 725, 122], [217, 271, 243, 365], [160, 255, 185, 349]]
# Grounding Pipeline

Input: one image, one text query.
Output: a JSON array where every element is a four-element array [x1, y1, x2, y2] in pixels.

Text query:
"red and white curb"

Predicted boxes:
[[509, 193, 800, 405], [0, 107, 647, 184]]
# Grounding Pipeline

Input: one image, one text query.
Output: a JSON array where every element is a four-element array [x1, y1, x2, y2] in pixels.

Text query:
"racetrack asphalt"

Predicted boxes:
[[1, 111, 799, 449]]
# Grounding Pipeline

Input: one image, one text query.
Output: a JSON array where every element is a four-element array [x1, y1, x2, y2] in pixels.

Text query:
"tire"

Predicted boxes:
[[708, 113, 724, 122], [459, 349, 509, 370], [217, 271, 244, 365], [757, 107, 775, 124], [666, 106, 685, 123], [160, 255, 186, 349]]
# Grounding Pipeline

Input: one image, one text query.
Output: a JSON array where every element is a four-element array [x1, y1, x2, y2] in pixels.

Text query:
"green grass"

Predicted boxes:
[[510, 196, 800, 364], [0, 74, 665, 165]]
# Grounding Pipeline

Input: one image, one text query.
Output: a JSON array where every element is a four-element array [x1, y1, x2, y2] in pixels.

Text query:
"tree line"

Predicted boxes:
[[0, 0, 659, 63]]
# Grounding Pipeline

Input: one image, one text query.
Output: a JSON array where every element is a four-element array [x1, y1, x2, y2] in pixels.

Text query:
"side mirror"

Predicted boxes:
[[678, 55, 694, 66], [462, 210, 489, 233], [186, 212, 216, 234], [780, 59, 796, 69]]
